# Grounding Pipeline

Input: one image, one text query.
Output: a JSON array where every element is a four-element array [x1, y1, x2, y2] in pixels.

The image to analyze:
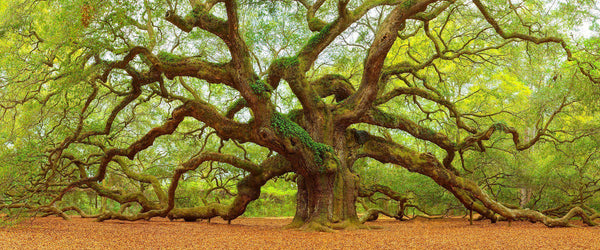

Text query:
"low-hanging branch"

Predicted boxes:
[[167, 154, 292, 221], [52, 103, 194, 204], [360, 108, 460, 172], [74, 152, 293, 222], [357, 130, 598, 227], [358, 183, 413, 223]]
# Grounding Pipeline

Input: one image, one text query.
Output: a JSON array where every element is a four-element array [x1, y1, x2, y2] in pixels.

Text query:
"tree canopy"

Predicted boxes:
[[1, 0, 599, 230]]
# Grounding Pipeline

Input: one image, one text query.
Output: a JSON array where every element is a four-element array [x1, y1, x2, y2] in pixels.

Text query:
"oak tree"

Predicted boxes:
[[1, 0, 599, 230]]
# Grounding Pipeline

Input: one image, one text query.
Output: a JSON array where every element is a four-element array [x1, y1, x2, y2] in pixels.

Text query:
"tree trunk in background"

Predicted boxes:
[[520, 188, 532, 208]]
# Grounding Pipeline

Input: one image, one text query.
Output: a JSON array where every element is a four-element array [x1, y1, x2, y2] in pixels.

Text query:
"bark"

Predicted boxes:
[[283, 116, 363, 231], [287, 164, 363, 231], [82, 0, 450, 232], [360, 208, 399, 223]]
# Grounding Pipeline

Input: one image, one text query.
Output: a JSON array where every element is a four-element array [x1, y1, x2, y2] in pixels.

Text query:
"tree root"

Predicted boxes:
[[59, 206, 99, 219], [543, 207, 597, 227], [283, 217, 306, 229], [359, 209, 401, 223], [285, 218, 377, 232], [96, 209, 168, 222], [299, 221, 336, 232], [1, 203, 75, 220]]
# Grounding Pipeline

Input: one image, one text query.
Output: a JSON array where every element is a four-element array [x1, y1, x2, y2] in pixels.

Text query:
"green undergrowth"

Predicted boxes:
[[243, 181, 297, 217]]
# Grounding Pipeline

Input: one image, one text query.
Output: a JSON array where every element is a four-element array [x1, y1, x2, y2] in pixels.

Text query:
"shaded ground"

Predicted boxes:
[[1, 216, 599, 249]]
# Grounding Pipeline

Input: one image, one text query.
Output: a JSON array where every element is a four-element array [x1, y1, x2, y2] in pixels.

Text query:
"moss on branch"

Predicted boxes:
[[272, 56, 300, 71], [271, 112, 332, 164], [372, 109, 397, 124], [308, 17, 327, 31], [185, 5, 228, 35], [305, 22, 333, 50], [401, 0, 417, 9], [249, 79, 272, 98], [157, 51, 186, 63], [286, 109, 302, 122]]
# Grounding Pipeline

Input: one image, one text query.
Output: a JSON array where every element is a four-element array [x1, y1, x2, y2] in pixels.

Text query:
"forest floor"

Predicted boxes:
[[1, 216, 600, 249]]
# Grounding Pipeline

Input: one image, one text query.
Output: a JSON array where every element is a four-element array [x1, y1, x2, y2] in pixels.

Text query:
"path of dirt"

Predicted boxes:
[[1, 216, 599, 249]]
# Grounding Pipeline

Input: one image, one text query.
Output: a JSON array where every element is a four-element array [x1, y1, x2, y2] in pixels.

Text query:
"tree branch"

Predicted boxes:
[[356, 131, 597, 227], [335, 0, 439, 127]]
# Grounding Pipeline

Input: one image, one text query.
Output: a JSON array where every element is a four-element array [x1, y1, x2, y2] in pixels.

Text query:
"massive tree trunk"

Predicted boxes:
[[289, 161, 361, 231], [279, 113, 362, 231]]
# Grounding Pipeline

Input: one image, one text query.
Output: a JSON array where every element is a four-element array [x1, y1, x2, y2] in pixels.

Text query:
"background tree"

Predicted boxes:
[[1, 0, 599, 230]]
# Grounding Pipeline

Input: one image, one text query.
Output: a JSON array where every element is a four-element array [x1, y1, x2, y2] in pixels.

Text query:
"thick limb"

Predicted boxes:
[[167, 154, 292, 221], [358, 184, 412, 223], [336, 0, 439, 126], [93, 154, 290, 222], [358, 132, 598, 227]]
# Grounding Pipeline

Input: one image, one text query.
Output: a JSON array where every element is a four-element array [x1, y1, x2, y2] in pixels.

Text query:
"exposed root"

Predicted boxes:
[[363, 134, 600, 228], [406, 214, 447, 220], [359, 204, 453, 223], [298, 221, 335, 232], [330, 220, 374, 230], [283, 217, 306, 229], [59, 206, 99, 219], [456, 184, 598, 227], [543, 207, 597, 227], [359, 209, 401, 224], [96, 209, 169, 222], [285, 218, 376, 232], [1, 203, 73, 220]]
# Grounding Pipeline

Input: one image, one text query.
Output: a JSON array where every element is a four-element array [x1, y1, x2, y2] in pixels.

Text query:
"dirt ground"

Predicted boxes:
[[1, 216, 599, 249]]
